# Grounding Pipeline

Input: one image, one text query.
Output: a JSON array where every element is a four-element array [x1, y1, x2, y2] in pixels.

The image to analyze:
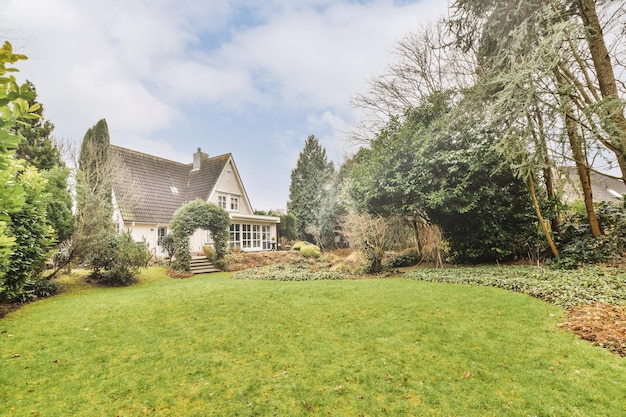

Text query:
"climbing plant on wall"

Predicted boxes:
[[170, 199, 230, 272]]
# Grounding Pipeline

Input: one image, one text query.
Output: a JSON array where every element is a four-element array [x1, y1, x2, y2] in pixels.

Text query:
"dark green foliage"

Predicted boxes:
[[383, 249, 421, 269], [87, 232, 150, 286], [347, 93, 538, 263], [13, 81, 63, 170], [287, 135, 335, 241], [552, 203, 626, 268], [170, 199, 230, 272], [278, 213, 297, 241], [14, 278, 59, 303], [74, 119, 114, 267], [41, 167, 73, 242], [102, 233, 151, 286], [405, 265, 626, 308], [8, 82, 73, 244], [158, 233, 176, 265], [2, 168, 53, 303]]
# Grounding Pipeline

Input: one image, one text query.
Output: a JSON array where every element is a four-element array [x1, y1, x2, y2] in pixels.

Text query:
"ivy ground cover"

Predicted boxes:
[[1, 269, 625, 416]]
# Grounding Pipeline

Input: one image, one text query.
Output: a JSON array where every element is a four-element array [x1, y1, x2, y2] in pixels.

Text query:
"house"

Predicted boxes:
[[561, 166, 626, 204], [110, 146, 280, 257]]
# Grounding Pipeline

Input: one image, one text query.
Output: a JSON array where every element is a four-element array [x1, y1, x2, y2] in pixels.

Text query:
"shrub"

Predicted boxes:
[[300, 244, 321, 258], [291, 241, 310, 251], [12, 278, 59, 303], [203, 245, 216, 261], [384, 249, 421, 269], [100, 232, 151, 286], [553, 202, 626, 268], [158, 233, 175, 265]]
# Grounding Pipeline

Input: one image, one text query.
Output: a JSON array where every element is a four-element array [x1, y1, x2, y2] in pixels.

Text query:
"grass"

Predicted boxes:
[[1, 267, 625, 416]]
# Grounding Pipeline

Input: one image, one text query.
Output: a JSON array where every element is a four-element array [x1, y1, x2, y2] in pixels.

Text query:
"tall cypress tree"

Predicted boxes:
[[74, 119, 115, 265], [287, 135, 335, 242]]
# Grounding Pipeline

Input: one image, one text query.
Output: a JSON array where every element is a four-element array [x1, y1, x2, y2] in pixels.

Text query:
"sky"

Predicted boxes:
[[1, 0, 447, 210]]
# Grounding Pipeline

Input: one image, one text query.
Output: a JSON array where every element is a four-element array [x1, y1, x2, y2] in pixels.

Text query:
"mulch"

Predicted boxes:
[[562, 303, 626, 357]]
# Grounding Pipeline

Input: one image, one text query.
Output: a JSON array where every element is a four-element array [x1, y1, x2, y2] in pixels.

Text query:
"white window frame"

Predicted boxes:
[[230, 196, 239, 212], [218, 194, 227, 209]]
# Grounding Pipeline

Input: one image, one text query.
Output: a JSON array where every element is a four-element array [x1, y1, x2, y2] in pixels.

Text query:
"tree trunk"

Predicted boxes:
[[528, 172, 559, 258], [565, 113, 602, 237], [577, 0, 626, 185], [554, 68, 602, 237]]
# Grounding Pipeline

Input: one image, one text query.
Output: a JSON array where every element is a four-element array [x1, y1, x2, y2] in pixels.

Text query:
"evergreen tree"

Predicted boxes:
[[14, 81, 63, 170], [12, 81, 73, 242], [74, 119, 115, 266], [287, 135, 335, 242]]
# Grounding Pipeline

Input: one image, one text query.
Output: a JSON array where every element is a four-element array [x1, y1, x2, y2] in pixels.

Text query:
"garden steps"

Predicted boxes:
[[190, 256, 221, 274]]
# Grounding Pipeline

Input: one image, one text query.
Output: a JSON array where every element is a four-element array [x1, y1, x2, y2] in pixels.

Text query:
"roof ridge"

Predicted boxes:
[[111, 145, 234, 167]]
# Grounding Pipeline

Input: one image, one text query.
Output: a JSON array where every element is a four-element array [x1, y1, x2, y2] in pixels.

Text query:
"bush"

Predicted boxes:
[[553, 202, 626, 268], [300, 244, 321, 258], [12, 278, 59, 303], [203, 245, 216, 261], [384, 249, 421, 269], [99, 232, 151, 286], [291, 241, 311, 251]]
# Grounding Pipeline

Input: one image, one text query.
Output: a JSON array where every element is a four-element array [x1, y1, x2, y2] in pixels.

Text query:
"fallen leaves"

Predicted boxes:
[[562, 303, 626, 356]]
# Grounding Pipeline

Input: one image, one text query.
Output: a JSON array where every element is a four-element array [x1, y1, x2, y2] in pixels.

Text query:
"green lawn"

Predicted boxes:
[[1, 268, 625, 416]]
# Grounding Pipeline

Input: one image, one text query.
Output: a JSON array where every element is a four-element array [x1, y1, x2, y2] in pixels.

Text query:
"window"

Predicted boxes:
[[205, 230, 212, 244], [230, 196, 239, 211], [262, 225, 271, 249], [157, 226, 167, 243], [241, 224, 252, 248], [227, 170, 232, 181], [252, 225, 261, 248], [218, 194, 227, 209], [230, 224, 241, 249]]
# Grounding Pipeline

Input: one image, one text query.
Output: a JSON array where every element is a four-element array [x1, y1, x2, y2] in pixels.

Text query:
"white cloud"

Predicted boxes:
[[2, 0, 448, 208]]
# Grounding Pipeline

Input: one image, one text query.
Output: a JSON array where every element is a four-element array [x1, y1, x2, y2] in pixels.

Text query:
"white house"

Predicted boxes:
[[110, 146, 280, 257]]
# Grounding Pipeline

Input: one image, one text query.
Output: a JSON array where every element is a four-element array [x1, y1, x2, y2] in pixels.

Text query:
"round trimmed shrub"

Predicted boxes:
[[291, 241, 310, 251], [300, 244, 321, 258]]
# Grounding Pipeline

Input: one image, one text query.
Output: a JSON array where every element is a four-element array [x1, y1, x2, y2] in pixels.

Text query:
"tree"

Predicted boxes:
[[346, 93, 538, 263], [13, 81, 63, 170], [277, 213, 297, 242], [340, 213, 390, 273], [287, 135, 335, 242], [0, 42, 43, 299], [73, 119, 115, 267], [11, 81, 73, 242], [2, 167, 54, 301]]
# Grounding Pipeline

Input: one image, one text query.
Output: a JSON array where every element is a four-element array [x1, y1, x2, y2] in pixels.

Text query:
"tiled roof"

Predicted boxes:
[[111, 145, 230, 224]]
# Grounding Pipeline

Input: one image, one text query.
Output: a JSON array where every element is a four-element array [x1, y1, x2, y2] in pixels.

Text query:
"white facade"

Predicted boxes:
[[112, 152, 279, 258]]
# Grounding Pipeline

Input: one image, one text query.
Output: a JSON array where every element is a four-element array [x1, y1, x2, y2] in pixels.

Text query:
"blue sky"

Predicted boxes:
[[2, 0, 447, 210]]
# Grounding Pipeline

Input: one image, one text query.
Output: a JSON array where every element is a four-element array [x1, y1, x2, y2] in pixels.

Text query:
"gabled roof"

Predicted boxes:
[[111, 145, 231, 224]]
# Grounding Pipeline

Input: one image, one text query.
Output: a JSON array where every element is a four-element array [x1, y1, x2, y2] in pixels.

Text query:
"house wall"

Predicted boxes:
[[211, 160, 253, 215]]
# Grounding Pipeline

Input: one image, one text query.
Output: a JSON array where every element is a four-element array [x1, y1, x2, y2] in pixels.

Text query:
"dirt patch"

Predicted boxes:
[[0, 302, 23, 319], [562, 303, 626, 357]]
